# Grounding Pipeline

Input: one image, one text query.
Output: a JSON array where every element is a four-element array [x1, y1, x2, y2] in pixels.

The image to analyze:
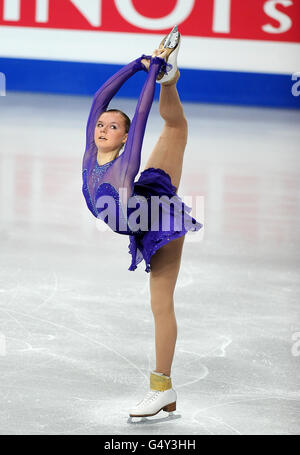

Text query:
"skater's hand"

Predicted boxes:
[[152, 48, 168, 61], [141, 57, 151, 71]]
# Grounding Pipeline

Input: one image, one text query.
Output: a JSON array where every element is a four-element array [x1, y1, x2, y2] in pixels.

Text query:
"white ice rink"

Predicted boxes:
[[0, 91, 299, 435]]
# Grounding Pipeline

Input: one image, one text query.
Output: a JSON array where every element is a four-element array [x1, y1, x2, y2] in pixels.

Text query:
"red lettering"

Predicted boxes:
[[0, 0, 298, 43]]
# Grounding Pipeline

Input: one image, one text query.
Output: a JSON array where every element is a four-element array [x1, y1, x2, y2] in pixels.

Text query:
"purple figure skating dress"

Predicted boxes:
[[82, 55, 203, 272]]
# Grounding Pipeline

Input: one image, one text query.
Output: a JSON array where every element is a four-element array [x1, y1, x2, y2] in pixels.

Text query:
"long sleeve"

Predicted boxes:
[[82, 55, 149, 175], [82, 56, 165, 234], [98, 57, 164, 216]]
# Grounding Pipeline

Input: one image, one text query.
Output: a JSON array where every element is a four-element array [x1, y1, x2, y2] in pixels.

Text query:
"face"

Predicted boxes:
[[94, 112, 128, 153]]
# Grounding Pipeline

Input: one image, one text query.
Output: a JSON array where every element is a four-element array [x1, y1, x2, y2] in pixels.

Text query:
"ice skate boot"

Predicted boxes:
[[129, 371, 177, 418], [156, 25, 181, 85]]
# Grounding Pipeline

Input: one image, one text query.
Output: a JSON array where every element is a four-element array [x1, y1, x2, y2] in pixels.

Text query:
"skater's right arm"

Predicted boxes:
[[84, 56, 150, 161]]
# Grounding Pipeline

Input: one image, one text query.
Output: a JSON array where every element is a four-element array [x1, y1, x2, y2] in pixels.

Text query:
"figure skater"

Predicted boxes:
[[82, 26, 203, 418]]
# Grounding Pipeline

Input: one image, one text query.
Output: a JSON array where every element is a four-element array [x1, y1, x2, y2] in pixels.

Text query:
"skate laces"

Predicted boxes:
[[137, 390, 161, 406]]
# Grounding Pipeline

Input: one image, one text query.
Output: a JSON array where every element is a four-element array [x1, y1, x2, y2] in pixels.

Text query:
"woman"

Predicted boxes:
[[82, 26, 203, 418]]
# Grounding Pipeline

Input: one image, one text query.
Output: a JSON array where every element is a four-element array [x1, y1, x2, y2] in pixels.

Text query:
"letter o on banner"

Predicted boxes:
[[114, 0, 195, 30]]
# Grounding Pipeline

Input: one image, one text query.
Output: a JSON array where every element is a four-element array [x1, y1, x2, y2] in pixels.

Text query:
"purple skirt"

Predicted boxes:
[[127, 167, 203, 273]]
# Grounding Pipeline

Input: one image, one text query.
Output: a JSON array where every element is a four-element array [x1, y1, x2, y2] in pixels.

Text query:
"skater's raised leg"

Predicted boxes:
[[144, 60, 188, 192]]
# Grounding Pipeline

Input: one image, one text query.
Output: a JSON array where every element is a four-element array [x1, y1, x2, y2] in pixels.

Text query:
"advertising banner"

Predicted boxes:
[[0, 0, 299, 107]]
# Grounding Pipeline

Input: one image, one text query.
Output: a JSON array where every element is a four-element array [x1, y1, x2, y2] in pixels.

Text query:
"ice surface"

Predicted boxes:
[[0, 92, 299, 435]]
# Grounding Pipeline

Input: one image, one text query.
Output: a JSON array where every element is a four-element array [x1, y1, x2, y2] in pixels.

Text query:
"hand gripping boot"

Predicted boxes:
[[129, 371, 177, 417]]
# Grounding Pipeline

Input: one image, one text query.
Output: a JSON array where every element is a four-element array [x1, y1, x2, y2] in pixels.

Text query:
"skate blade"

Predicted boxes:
[[129, 401, 176, 417], [160, 25, 179, 49]]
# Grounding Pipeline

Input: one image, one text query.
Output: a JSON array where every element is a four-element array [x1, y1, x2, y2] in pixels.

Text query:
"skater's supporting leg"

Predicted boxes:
[[149, 235, 185, 377]]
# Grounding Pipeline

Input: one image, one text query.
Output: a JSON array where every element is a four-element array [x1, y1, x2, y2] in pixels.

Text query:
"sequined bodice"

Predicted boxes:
[[91, 159, 114, 193], [86, 159, 135, 235]]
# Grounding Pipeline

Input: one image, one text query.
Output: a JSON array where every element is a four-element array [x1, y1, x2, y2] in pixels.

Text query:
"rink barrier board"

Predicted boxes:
[[0, 57, 299, 109]]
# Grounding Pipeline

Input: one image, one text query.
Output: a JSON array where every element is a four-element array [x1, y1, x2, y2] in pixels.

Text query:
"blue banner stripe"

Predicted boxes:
[[1, 57, 299, 109]]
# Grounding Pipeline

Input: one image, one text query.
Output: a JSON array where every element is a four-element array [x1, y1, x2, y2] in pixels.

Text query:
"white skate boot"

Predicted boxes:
[[156, 25, 181, 86], [129, 371, 177, 418]]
